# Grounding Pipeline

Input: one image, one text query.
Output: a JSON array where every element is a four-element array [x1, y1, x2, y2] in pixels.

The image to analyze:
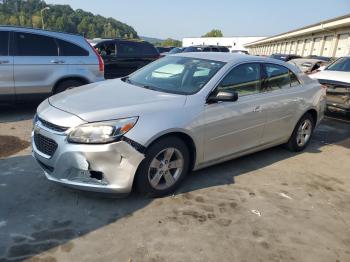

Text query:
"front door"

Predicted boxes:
[[203, 63, 266, 162]]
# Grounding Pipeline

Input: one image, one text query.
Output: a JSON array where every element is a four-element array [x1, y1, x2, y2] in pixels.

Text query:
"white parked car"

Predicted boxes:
[[310, 56, 350, 114], [32, 53, 326, 197]]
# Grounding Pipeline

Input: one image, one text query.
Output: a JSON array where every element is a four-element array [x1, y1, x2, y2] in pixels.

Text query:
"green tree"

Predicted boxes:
[[0, 0, 139, 39], [161, 38, 182, 47], [202, 29, 223, 37]]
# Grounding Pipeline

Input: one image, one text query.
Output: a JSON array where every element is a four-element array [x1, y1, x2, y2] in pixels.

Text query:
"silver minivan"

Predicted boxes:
[[32, 53, 326, 197], [0, 26, 104, 102]]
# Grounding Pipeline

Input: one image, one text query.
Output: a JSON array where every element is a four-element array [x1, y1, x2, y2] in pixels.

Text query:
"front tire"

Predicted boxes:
[[286, 113, 315, 152], [135, 137, 190, 197]]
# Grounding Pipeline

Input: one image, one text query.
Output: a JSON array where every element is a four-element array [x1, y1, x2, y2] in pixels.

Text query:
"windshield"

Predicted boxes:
[[326, 57, 350, 72], [125, 56, 225, 95]]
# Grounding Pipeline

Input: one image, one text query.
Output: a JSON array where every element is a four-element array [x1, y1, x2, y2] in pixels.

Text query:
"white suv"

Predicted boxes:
[[0, 26, 105, 102]]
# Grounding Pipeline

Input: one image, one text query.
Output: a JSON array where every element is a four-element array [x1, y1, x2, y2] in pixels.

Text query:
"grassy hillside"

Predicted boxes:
[[0, 0, 138, 39]]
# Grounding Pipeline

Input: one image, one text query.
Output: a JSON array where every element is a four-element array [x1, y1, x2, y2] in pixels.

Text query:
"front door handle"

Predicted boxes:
[[253, 106, 262, 113], [0, 60, 10, 64]]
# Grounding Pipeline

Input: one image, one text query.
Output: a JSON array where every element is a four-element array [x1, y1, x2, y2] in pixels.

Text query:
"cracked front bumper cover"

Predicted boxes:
[[32, 129, 145, 193]]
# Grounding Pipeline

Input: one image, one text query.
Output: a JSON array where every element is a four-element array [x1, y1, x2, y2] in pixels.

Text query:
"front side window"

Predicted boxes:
[[14, 32, 58, 56], [96, 42, 117, 57], [217, 63, 261, 96], [125, 56, 225, 95], [263, 64, 299, 91], [326, 57, 350, 72], [0, 31, 9, 56]]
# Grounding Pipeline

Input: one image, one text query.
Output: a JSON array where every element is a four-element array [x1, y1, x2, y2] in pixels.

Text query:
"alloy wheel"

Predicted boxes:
[[148, 147, 184, 190]]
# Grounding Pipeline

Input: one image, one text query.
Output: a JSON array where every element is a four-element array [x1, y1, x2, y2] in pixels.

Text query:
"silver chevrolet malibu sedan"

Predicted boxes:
[[32, 53, 326, 197]]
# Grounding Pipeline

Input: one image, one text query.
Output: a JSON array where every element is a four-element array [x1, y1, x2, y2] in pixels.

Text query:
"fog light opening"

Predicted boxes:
[[89, 171, 104, 181]]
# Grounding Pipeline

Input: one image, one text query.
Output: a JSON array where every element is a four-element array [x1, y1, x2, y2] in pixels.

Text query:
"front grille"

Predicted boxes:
[[38, 117, 69, 133], [34, 133, 58, 157]]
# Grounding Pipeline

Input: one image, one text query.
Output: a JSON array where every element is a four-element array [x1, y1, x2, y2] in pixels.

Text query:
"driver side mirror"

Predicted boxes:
[[207, 90, 239, 103]]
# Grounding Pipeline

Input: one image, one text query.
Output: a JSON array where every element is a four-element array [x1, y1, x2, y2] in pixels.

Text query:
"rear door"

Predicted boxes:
[[0, 30, 14, 101], [13, 31, 64, 98], [260, 63, 302, 144]]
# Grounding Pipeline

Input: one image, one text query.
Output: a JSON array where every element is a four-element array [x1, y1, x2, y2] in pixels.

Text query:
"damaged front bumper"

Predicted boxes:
[[31, 127, 145, 194]]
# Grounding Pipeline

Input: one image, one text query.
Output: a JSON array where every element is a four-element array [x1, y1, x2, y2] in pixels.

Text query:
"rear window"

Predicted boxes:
[[117, 42, 141, 57], [0, 31, 9, 56], [183, 46, 203, 52], [14, 32, 58, 56], [142, 43, 159, 56], [326, 57, 350, 72], [57, 39, 89, 56]]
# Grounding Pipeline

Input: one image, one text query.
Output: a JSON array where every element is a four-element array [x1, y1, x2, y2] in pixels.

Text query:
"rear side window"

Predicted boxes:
[[263, 64, 299, 91], [141, 43, 158, 56], [57, 39, 89, 56], [117, 42, 141, 57], [14, 32, 58, 56], [0, 31, 9, 56], [218, 63, 261, 96]]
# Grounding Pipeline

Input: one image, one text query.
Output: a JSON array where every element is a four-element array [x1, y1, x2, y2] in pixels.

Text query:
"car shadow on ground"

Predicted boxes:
[[0, 116, 349, 261], [0, 103, 38, 123]]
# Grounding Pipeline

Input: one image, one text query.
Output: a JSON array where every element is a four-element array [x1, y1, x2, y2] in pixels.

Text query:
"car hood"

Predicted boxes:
[[49, 79, 187, 122], [310, 70, 350, 83]]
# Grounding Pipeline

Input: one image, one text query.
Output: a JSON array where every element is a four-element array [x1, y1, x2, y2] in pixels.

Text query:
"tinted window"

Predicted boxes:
[[117, 42, 141, 56], [15, 32, 58, 56], [96, 42, 116, 57], [218, 63, 261, 96], [183, 46, 203, 52], [326, 57, 350, 72], [263, 64, 299, 91], [142, 43, 159, 56], [0, 31, 9, 56], [211, 47, 220, 52], [57, 39, 89, 56], [220, 47, 230, 52]]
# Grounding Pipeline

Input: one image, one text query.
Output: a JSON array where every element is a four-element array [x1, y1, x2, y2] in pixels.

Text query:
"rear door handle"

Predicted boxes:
[[253, 106, 262, 113], [0, 60, 10, 64], [50, 59, 65, 64]]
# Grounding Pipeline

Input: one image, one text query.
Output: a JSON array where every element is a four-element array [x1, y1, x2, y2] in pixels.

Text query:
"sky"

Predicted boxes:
[[46, 0, 350, 40]]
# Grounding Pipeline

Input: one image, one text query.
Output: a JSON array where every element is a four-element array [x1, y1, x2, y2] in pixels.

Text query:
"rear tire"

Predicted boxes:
[[135, 137, 190, 197], [286, 113, 315, 152], [54, 80, 84, 94]]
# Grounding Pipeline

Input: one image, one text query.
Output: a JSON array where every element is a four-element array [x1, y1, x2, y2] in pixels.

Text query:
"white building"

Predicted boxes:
[[245, 14, 350, 58], [182, 36, 266, 52]]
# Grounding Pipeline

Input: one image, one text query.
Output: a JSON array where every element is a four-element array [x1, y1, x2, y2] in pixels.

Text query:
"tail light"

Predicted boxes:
[[85, 39, 104, 72]]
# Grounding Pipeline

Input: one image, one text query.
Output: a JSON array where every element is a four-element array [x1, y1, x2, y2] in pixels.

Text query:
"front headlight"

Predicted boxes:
[[67, 117, 138, 144]]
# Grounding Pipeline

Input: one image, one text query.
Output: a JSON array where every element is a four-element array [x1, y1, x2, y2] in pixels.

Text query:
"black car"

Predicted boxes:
[[270, 53, 302, 62], [94, 39, 160, 79], [156, 46, 175, 54], [183, 45, 230, 53]]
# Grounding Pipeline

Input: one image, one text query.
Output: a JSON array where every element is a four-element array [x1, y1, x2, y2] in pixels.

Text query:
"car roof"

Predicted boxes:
[[171, 52, 302, 72]]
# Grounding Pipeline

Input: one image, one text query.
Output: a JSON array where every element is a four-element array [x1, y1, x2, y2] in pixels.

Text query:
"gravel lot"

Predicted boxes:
[[0, 103, 349, 262]]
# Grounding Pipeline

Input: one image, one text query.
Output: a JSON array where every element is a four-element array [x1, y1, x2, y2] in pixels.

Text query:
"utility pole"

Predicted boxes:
[[41, 7, 50, 30]]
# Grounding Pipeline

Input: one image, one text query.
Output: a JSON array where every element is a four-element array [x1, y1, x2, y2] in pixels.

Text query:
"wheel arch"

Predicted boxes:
[[145, 130, 198, 172], [52, 76, 90, 94]]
